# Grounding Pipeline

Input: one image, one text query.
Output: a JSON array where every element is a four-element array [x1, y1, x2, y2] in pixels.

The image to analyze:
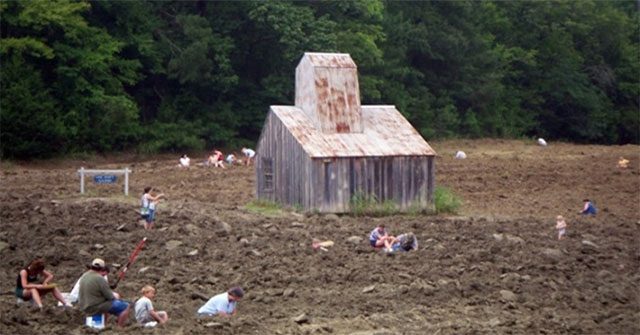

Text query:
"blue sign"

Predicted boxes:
[[94, 175, 118, 184]]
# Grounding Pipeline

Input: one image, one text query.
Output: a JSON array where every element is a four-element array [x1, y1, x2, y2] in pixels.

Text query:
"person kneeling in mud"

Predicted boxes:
[[390, 232, 419, 253]]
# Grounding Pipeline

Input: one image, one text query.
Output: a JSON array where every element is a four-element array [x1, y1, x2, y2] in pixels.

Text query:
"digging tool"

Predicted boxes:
[[111, 237, 147, 289]]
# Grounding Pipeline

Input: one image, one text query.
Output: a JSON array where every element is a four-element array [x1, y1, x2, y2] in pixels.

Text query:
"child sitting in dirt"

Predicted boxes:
[[16, 258, 70, 308], [369, 224, 396, 252], [555, 215, 567, 240], [579, 199, 597, 216], [134, 285, 168, 327]]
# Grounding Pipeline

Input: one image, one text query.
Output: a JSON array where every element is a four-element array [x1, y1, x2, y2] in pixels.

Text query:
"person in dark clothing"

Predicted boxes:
[[16, 258, 69, 308], [580, 199, 597, 216]]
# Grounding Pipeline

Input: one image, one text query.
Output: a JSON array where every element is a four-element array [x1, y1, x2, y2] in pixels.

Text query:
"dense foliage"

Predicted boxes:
[[1, 0, 638, 158]]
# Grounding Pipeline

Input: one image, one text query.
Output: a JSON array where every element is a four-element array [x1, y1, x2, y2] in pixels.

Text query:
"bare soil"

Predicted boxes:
[[1, 139, 638, 334]]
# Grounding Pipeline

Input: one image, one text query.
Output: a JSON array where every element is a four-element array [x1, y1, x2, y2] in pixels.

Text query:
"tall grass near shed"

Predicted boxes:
[[434, 186, 462, 214]]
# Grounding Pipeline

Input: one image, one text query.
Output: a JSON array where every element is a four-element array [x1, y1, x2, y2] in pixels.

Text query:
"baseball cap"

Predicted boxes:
[[91, 258, 106, 270]]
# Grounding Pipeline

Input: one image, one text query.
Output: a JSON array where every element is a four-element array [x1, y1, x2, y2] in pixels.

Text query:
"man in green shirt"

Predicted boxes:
[[78, 258, 130, 327]]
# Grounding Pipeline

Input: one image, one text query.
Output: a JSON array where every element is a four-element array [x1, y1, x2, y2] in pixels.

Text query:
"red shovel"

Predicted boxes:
[[111, 237, 147, 289]]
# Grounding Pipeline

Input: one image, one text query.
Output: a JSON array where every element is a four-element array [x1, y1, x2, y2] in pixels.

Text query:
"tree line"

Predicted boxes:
[[1, 0, 638, 159]]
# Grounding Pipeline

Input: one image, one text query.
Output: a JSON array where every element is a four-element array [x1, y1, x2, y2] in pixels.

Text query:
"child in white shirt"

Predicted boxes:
[[134, 285, 168, 327]]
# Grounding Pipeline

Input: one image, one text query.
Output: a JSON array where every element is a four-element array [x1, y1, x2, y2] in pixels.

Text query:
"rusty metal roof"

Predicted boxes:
[[303, 52, 357, 68], [270, 105, 436, 157]]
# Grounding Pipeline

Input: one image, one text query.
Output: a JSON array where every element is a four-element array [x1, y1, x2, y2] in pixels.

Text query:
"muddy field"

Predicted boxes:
[[0, 139, 638, 334]]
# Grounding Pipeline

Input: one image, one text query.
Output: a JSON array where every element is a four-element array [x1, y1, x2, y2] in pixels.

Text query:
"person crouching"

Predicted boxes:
[[78, 258, 130, 328]]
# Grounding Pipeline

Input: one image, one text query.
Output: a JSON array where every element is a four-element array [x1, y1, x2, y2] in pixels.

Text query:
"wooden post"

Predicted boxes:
[[124, 168, 130, 196], [77, 167, 130, 196], [80, 167, 85, 194]]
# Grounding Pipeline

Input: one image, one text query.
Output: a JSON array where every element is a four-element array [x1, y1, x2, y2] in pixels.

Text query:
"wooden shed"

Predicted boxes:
[[256, 52, 436, 213]]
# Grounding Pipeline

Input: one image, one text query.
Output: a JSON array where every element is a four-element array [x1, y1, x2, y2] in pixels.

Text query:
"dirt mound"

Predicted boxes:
[[1, 140, 638, 334]]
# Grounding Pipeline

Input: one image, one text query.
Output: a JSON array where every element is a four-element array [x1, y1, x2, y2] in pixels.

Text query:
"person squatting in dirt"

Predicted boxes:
[[78, 258, 130, 328], [226, 153, 237, 165], [369, 224, 397, 252], [65, 262, 119, 305], [197, 287, 244, 317], [179, 154, 191, 168], [556, 215, 567, 240], [134, 285, 169, 327], [140, 187, 165, 230], [241, 147, 256, 166], [390, 232, 419, 252], [15, 258, 69, 308], [580, 199, 597, 216]]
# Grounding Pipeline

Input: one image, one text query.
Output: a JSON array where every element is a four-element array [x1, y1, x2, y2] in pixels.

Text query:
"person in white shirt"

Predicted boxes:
[[241, 148, 255, 166], [455, 151, 467, 159], [197, 287, 244, 317], [226, 154, 236, 165], [179, 154, 190, 168], [134, 285, 168, 327]]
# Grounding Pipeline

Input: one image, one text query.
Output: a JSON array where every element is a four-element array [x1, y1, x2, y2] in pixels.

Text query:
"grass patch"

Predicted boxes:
[[434, 186, 462, 214], [245, 199, 284, 216], [405, 201, 429, 216], [350, 192, 399, 217]]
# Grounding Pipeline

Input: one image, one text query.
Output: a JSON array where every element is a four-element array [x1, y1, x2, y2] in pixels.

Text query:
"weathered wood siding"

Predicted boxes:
[[309, 156, 435, 213], [256, 111, 311, 208], [257, 111, 436, 213]]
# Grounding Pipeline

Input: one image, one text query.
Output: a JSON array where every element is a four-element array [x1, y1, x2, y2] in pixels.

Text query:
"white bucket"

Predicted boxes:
[[85, 314, 105, 329]]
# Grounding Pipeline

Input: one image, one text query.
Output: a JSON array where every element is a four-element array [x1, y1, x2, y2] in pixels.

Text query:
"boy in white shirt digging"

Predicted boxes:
[[134, 285, 168, 327]]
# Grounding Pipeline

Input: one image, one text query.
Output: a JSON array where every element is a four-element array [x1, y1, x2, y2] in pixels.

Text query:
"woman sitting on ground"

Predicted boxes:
[[16, 258, 69, 308], [207, 150, 225, 168]]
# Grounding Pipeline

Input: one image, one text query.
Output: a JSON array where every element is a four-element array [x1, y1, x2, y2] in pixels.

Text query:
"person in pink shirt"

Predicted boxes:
[[555, 215, 567, 240], [208, 150, 225, 168]]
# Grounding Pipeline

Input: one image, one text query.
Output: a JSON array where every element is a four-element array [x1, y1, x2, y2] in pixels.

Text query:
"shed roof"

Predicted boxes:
[[302, 52, 357, 68], [270, 105, 436, 157]]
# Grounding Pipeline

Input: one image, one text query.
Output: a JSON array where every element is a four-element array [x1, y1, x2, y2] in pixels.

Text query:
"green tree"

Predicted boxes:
[[1, 0, 142, 156]]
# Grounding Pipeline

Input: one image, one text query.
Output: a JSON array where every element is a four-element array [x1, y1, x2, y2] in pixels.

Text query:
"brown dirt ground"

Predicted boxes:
[[0, 139, 638, 334]]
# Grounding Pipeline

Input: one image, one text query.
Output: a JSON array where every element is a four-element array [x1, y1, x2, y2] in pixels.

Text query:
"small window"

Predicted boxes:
[[262, 158, 273, 192]]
